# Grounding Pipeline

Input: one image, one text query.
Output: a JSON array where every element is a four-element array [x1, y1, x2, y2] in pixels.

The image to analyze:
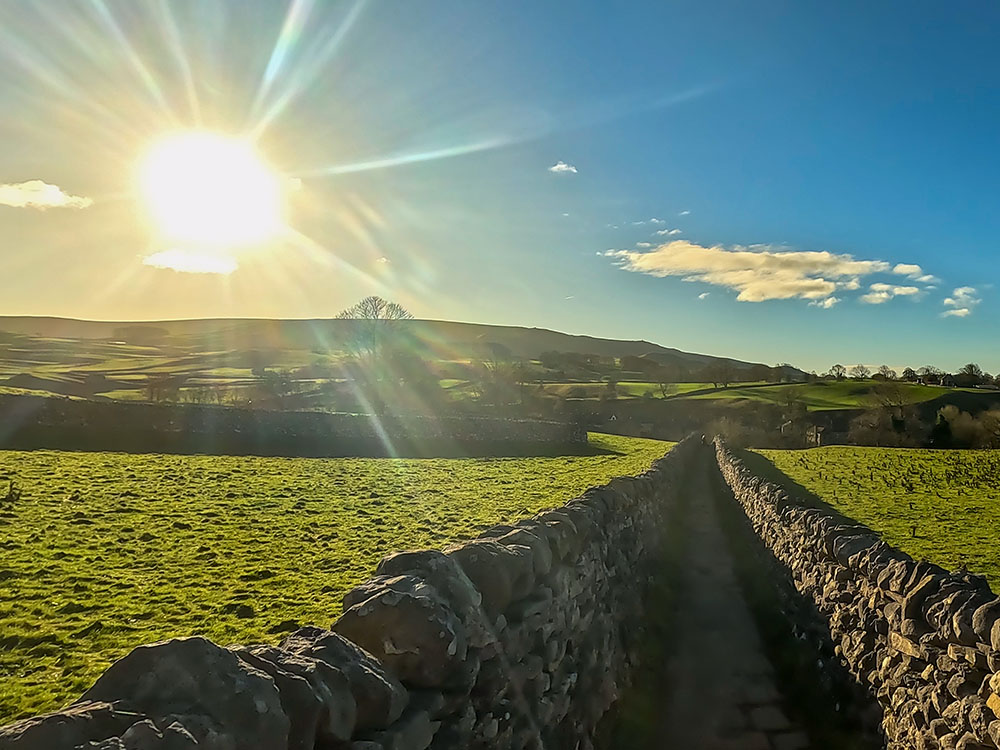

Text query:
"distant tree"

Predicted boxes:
[[901, 367, 918, 382], [876, 365, 897, 381], [956, 362, 985, 387], [918, 365, 943, 385], [336, 296, 413, 364], [849, 364, 871, 380], [829, 364, 847, 380]]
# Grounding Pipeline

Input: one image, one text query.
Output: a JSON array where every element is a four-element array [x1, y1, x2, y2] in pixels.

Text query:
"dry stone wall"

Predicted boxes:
[[715, 438, 1000, 750], [0, 438, 697, 750]]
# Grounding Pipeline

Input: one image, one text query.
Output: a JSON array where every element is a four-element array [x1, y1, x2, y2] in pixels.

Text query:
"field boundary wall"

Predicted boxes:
[[0, 394, 585, 457], [0, 438, 697, 750], [715, 438, 1000, 749]]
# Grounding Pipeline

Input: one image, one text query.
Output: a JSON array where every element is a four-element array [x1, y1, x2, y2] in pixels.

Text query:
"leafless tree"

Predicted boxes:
[[829, 364, 847, 380], [849, 364, 871, 380], [877, 365, 897, 380], [336, 296, 413, 364]]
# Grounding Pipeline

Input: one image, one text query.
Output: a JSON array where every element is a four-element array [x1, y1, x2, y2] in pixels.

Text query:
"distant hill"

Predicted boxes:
[[0, 315, 805, 376]]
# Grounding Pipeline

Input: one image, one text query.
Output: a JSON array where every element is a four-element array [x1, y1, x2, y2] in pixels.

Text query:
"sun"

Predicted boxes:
[[138, 132, 284, 247]]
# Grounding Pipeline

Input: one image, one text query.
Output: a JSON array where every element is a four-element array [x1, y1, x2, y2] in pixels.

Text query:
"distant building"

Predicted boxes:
[[806, 425, 825, 447]]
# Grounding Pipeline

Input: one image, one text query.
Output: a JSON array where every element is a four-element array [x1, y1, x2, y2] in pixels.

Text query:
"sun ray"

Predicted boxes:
[[85, 0, 176, 123], [155, 0, 202, 125], [248, 0, 367, 139], [295, 137, 512, 177], [250, 0, 316, 121]]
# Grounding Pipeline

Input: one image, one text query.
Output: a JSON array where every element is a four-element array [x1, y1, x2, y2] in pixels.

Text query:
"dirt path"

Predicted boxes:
[[657, 457, 810, 750]]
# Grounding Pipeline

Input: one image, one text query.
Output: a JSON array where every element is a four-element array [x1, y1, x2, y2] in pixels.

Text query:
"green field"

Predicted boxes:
[[0, 433, 671, 723], [693, 380, 966, 410], [751, 446, 1000, 587]]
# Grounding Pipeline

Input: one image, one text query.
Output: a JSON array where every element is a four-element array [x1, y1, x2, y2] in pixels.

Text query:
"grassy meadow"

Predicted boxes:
[[695, 380, 969, 411], [751, 446, 1000, 587], [0, 433, 671, 723]]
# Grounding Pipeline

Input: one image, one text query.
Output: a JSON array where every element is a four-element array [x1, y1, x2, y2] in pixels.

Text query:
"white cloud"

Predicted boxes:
[[941, 286, 980, 317], [636, 241, 652, 248], [649, 217, 664, 224], [143, 249, 237, 275], [841, 278, 861, 290], [548, 161, 577, 174], [607, 240, 890, 303], [0, 180, 92, 209], [809, 297, 840, 309], [859, 282, 920, 304], [656, 228, 682, 236], [375, 256, 390, 264], [943, 286, 980, 307], [892, 263, 940, 284], [697, 292, 710, 300], [678, 210, 691, 216], [561, 212, 570, 217]]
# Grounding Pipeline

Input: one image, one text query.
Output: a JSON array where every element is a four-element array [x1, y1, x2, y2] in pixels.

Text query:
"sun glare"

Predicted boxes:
[[139, 132, 284, 247]]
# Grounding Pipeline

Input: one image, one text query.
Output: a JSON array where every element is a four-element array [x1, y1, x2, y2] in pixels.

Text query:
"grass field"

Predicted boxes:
[[0, 433, 671, 723], [751, 446, 1000, 588], [693, 381, 968, 410]]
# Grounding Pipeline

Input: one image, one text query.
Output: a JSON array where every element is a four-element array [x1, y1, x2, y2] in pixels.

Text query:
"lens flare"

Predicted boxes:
[[138, 132, 284, 247]]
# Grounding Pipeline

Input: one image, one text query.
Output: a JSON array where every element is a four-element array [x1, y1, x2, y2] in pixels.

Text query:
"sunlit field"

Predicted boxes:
[[752, 446, 1000, 587], [0, 433, 671, 723]]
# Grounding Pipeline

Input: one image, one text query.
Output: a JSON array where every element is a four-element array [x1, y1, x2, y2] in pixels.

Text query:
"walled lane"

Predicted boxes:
[[658, 455, 810, 750]]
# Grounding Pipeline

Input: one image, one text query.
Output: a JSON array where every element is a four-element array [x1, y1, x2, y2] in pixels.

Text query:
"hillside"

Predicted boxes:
[[0, 315, 798, 374]]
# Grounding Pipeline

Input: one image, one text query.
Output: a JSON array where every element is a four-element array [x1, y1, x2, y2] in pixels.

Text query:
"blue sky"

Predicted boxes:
[[0, 0, 998, 372]]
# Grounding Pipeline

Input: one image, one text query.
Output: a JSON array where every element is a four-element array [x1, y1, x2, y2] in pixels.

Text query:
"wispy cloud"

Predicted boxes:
[[636, 241, 652, 248], [656, 228, 682, 236], [697, 292, 710, 300], [941, 286, 981, 318], [0, 180, 92, 209], [144, 249, 237, 275], [607, 240, 891, 303], [859, 283, 920, 305], [548, 161, 577, 174], [632, 218, 665, 226], [678, 210, 691, 216], [809, 297, 840, 309]]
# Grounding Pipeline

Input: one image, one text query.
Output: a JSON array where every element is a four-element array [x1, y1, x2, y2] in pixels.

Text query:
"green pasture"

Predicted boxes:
[[693, 380, 964, 410], [0, 433, 672, 723], [751, 446, 1000, 588]]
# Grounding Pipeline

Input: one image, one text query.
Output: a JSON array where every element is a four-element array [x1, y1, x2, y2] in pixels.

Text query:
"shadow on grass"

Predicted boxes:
[[734, 448, 872, 530]]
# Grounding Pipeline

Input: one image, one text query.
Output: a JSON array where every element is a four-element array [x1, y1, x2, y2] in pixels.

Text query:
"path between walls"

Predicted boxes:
[[657, 455, 811, 750]]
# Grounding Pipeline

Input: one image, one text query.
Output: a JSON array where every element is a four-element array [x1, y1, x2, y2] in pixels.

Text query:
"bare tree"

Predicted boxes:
[[829, 364, 847, 380], [877, 365, 897, 381], [336, 296, 413, 364], [849, 364, 871, 380]]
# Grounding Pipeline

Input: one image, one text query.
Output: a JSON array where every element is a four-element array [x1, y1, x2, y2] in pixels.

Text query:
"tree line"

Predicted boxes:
[[823, 362, 997, 388]]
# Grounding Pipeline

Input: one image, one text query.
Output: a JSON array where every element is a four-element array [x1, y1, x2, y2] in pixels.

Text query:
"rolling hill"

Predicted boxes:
[[0, 315, 803, 375]]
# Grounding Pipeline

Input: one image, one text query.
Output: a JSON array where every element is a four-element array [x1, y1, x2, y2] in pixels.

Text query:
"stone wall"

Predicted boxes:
[[0, 438, 696, 750], [0, 394, 586, 457], [715, 438, 1000, 749]]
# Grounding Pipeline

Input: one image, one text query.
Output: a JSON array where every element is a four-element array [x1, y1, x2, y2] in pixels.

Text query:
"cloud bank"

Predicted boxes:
[[607, 240, 890, 304], [0, 180, 93, 209]]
